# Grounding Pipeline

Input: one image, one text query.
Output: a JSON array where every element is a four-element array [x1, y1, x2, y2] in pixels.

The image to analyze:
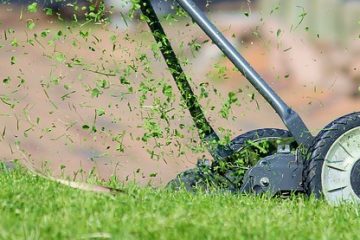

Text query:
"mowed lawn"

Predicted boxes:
[[1, 167, 360, 240]]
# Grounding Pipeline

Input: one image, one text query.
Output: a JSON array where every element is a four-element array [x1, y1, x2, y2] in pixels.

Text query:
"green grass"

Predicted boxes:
[[1, 167, 360, 240]]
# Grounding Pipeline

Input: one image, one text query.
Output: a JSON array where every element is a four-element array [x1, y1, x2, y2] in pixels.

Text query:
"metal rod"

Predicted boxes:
[[175, 0, 313, 147], [176, 0, 288, 117]]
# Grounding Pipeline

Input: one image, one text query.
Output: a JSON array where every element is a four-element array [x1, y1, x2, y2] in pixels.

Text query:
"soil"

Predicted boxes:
[[0, 5, 359, 186]]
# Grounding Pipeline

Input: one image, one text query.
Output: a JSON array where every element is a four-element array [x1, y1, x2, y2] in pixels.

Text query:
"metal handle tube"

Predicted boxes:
[[176, 0, 288, 117], [175, 0, 313, 147]]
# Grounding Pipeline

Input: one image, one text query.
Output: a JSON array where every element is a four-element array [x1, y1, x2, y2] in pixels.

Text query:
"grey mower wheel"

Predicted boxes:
[[304, 112, 360, 204]]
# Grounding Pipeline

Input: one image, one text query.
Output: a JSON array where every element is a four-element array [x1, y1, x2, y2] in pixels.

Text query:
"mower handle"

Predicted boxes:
[[174, 0, 314, 147]]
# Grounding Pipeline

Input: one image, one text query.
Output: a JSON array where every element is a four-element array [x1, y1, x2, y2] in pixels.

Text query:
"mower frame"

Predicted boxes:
[[140, 0, 311, 194]]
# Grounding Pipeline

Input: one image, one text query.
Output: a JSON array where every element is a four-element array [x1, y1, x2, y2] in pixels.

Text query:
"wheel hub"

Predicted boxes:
[[350, 160, 360, 198], [322, 126, 360, 204]]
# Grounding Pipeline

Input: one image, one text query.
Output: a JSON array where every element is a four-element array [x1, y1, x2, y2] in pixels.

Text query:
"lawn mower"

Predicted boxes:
[[139, 0, 360, 204]]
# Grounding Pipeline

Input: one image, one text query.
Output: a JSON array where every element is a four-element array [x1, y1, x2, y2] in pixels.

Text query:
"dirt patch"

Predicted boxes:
[[0, 5, 359, 186]]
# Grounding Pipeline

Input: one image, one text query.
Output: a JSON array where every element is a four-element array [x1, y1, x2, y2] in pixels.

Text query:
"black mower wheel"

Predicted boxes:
[[167, 168, 206, 191], [229, 128, 293, 153], [303, 112, 360, 204], [168, 128, 295, 191]]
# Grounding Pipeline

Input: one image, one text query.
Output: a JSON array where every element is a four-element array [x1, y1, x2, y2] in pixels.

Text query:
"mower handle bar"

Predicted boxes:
[[175, 0, 314, 147]]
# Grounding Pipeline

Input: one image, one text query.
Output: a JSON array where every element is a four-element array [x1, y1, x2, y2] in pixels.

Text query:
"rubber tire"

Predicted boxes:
[[168, 128, 292, 191], [229, 128, 292, 153], [167, 168, 202, 191], [303, 112, 360, 198]]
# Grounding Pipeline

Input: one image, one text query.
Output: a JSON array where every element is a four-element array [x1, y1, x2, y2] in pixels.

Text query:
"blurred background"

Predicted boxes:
[[0, 0, 359, 185]]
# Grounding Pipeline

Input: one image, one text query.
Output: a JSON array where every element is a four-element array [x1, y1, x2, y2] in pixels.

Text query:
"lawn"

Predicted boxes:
[[1, 166, 360, 240]]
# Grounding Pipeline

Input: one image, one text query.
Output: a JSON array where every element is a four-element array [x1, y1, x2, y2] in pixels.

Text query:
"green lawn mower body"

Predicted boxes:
[[140, 0, 360, 204]]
